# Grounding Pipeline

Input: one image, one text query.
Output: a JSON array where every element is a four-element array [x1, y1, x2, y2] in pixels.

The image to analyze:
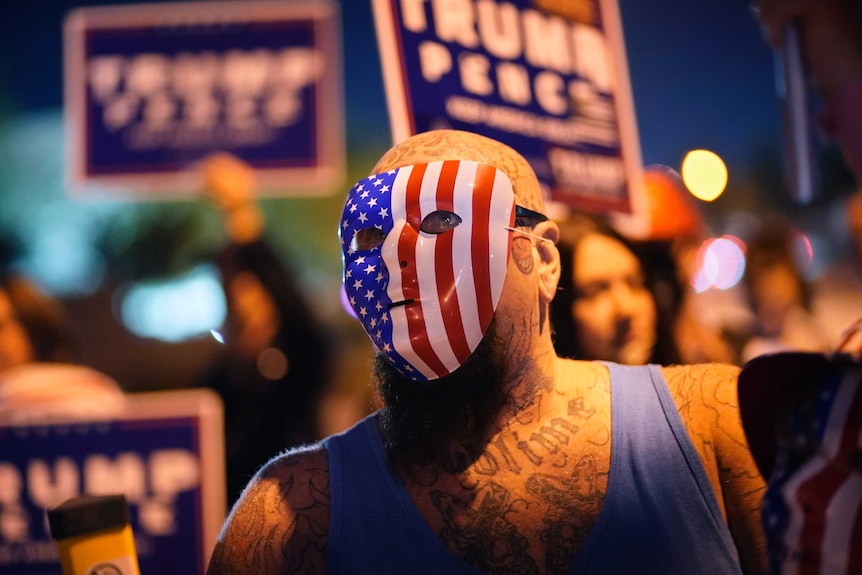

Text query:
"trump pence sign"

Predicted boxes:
[[64, 1, 344, 197], [372, 0, 647, 226]]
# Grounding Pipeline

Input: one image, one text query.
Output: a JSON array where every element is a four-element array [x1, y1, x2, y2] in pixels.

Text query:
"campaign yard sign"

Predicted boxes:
[[64, 1, 345, 198], [372, 0, 647, 229], [0, 389, 225, 575]]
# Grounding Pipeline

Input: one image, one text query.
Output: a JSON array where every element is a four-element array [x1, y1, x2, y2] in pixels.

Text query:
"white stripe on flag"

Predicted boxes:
[[821, 472, 862, 574], [384, 165, 410, 308], [487, 168, 514, 310], [451, 161, 483, 354]]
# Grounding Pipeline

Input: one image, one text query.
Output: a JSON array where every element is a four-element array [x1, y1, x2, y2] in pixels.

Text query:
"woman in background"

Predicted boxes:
[[550, 212, 681, 366], [197, 153, 333, 506], [0, 271, 124, 421], [0, 272, 77, 371], [0, 273, 75, 371]]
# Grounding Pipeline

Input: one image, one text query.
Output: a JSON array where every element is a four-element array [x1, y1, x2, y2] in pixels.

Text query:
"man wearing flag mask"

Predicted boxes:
[[207, 129, 767, 574]]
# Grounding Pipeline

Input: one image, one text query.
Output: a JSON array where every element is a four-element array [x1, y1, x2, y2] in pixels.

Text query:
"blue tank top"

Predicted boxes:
[[322, 363, 742, 574]]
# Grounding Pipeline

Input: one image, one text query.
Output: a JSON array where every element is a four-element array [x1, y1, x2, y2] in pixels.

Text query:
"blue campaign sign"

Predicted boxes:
[[372, 0, 647, 229], [64, 1, 345, 197], [0, 389, 225, 574]]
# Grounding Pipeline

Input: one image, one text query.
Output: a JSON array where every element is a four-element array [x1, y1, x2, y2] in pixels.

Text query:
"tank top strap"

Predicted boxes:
[[571, 362, 741, 574]]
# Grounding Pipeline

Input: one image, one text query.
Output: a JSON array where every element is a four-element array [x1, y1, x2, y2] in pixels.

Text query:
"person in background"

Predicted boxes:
[[811, 188, 862, 347], [735, 2, 862, 572], [635, 165, 742, 365], [0, 271, 124, 422], [738, 345, 862, 575], [739, 217, 830, 363], [0, 272, 77, 371], [763, 0, 862, 351], [198, 153, 332, 506], [550, 211, 681, 365], [207, 129, 766, 574], [758, 0, 862, 176]]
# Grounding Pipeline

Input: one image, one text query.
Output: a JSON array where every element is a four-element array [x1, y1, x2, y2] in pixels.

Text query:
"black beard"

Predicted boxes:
[[374, 319, 509, 475]]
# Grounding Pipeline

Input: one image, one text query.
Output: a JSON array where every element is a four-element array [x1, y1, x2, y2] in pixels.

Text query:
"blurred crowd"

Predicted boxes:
[[550, 165, 862, 370]]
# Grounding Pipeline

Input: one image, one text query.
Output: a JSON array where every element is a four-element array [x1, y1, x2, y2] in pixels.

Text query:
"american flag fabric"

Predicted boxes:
[[762, 364, 862, 574], [339, 160, 515, 381]]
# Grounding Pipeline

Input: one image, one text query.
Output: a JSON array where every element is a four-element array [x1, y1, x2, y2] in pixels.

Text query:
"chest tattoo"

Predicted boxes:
[[417, 389, 609, 574]]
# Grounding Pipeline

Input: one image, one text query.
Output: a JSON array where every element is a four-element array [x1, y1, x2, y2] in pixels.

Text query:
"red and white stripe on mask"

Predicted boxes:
[[340, 160, 515, 381]]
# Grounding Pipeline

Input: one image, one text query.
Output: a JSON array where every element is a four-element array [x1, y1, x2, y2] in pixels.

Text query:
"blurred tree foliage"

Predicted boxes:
[[94, 202, 220, 282]]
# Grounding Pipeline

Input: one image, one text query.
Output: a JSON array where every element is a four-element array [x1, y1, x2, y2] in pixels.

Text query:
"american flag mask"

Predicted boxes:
[[339, 160, 516, 381]]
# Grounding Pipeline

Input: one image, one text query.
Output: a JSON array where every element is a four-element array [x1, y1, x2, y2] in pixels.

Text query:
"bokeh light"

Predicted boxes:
[[691, 235, 746, 292], [120, 264, 226, 342], [790, 228, 814, 274], [681, 149, 728, 202]]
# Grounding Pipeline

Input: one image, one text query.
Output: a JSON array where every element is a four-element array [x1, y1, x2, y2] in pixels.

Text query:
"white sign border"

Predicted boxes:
[[1, 388, 226, 571], [63, 0, 346, 199]]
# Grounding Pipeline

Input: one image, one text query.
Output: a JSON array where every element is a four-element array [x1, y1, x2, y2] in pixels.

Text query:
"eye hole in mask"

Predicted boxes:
[[420, 210, 462, 234], [349, 210, 463, 252], [350, 227, 387, 252]]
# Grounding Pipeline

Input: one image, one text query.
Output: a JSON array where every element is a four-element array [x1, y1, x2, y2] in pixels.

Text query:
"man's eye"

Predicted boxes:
[[420, 210, 462, 234], [350, 227, 387, 251]]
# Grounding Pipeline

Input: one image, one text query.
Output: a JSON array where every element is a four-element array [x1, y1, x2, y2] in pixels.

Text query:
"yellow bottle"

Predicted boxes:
[[48, 494, 141, 575]]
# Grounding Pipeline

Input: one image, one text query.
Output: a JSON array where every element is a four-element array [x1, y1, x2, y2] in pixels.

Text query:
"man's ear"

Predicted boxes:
[[534, 220, 560, 305]]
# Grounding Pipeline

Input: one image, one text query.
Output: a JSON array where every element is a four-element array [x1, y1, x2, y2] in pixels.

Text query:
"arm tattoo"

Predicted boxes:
[[206, 452, 330, 575]]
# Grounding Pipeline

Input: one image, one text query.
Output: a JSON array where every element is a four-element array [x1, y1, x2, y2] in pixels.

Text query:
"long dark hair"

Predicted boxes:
[[549, 212, 681, 365], [0, 272, 78, 363]]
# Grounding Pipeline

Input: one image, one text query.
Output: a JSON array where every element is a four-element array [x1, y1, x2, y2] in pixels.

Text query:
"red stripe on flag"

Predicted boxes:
[[793, 382, 862, 574], [399, 163, 447, 377], [435, 161, 471, 364], [472, 164, 497, 330]]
